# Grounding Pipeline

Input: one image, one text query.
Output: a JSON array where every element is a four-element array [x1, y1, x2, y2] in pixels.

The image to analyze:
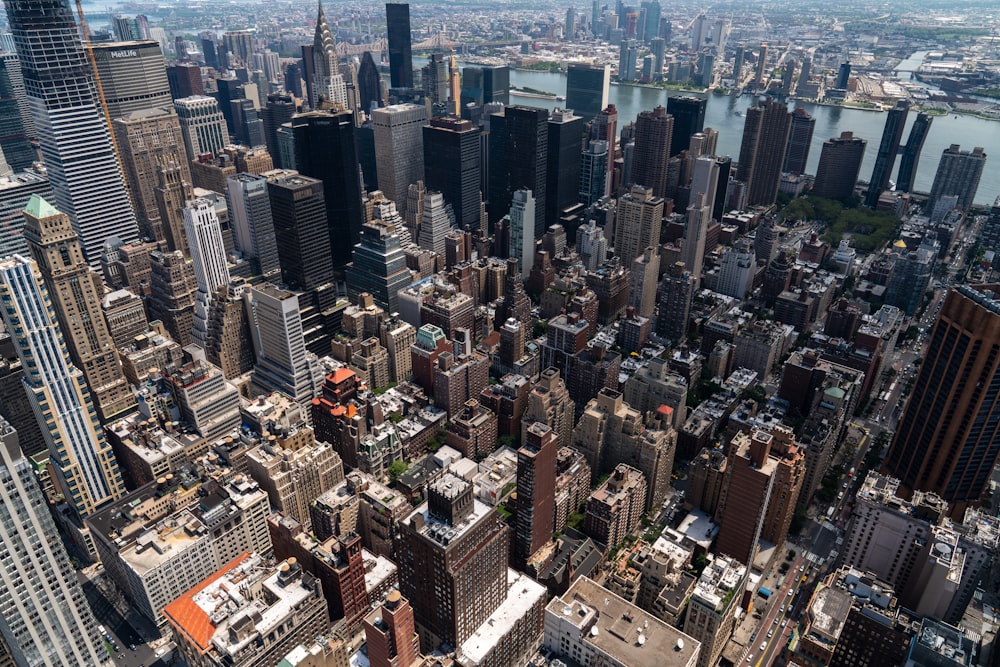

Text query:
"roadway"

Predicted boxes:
[[79, 568, 166, 667]]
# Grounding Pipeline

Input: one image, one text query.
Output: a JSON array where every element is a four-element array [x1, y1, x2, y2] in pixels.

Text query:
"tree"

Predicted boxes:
[[388, 460, 408, 482]]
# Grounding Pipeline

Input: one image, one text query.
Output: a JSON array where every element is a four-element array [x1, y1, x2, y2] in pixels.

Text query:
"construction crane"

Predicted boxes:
[[73, 0, 130, 188]]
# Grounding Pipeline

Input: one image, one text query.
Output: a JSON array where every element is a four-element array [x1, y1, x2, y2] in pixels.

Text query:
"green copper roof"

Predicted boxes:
[[23, 194, 60, 219]]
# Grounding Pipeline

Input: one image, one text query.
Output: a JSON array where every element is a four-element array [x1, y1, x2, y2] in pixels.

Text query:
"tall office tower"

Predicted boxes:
[[345, 219, 412, 313], [780, 59, 796, 97], [422, 53, 449, 105], [221, 29, 253, 66], [864, 99, 909, 208], [798, 57, 812, 87], [5, 0, 139, 269], [681, 193, 710, 286], [657, 261, 695, 342], [579, 140, 608, 207], [113, 108, 190, 243], [267, 172, 334, 291], [783, 107, 814, 175], [715, 238, 754, 299], [312, 1, 347, 108], [396, 473, 509, 649], [614, 185, 663, 263], [630, 106, 672, 198], [89, 41, 171, 120], [714, 428, 777, 565], [153, 163, 194, 254], [423, 116, 481, 232], [732, 44, 745, 82], [591, 105, 617, 197], [812, 132, 867, 201], [642, 0, 661, 42], [357, 52, 383, 114], [691, 154, 720, 212], [292, 110, 365, 267], [417, 190, 455, 260], [373, 103, 426, 217], [214, 77, 243, 133], [174, 96, 228, 159], [488, 106, 548, 236], [386, 3, 414, 89], [928, 144, 986, 212], [896, 112, 933, 193], [261, 94, 295, 169], [183, 199, 230, 347], [147, 249, 196, 345], [736, 97, 792, 207], [564, 7, 576, 39], [22, 195, 134, 422], [508, 189, 536, 274], [547, 108, 583, 226], [666, 96, 706, 157], [363, 591, 420, 667], [516, 422, 557, 566], [459, 65, 510, 107], [576, 219, 607, 270], [649, 37, 665, 80], [618, 39, 638, 82], [883, 285, 1000, 518], [565, 63, 610, 122], [629, 246, 659, 318], [227, 173, 280, 277], [0, 169, 51, 260], [0, 252, 124, 516], [166, 61, 204, 99], [246, 284, 317, 406], [836, 62, 851, 90], [232, 98, 265, 147], [0, 420, 111, 667], [754, 43, 768, 89], [0, 55, 35, 172]]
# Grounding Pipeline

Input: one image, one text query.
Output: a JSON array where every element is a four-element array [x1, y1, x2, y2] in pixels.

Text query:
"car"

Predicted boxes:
[[799, 565, 805, 572], [129, 644, 136, 651], [760, 642, 767, 651], [782, 619, 788, 627], [787, 589, 793, 596], [780, 606, 786, 613], [746, 655, 754, 663], [768, 630, 774, 638]]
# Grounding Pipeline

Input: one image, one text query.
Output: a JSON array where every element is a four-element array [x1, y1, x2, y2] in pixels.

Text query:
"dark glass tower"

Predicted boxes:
[[546, 109, 583, 228], [564, 63, 609, 122], [737, 97, 791, 207], [344, 219, 412, 313], [666, 95, 706, 156], [4, 0, 138, 267], [292, 110, 365, 268], [883, 285, 1000, 519], [0, 54, 36, 171], [385, 3, 413, 89], [864, 99, 909, 208], [632, 105, 673, 198], [267, 172, 334, 290], [262, 93, 296, 166], [783, 107, 814, 175], [460, 65, 510, 107], [423, 116, 482, 232], [488, 106, 548, 236], [896, 112, 933, 193], [358, 51, 383, 113]]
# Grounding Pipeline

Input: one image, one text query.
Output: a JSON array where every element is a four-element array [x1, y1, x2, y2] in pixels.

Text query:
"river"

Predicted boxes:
[[505, 66, 999, 206]]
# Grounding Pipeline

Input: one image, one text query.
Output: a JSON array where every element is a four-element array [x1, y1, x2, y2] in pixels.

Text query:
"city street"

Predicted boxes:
[[79, 569, 167, 667]]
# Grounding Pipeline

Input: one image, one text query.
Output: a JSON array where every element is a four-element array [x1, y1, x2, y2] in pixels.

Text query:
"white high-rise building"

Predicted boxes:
[[5, 0, 139, 268], [716, 238, 755, 300], [0, 254, 124, 518], [576, 219, 608, 271], [417, 190, 455, 261], [0, 420, 112, 667], [246, 283, 318, 407], [691, 156, 720, 211], [509, 189, 536, 275], [184, 198, 231, 347], [174, 96, 228, 159], [373, 103, 427, 216], [227, 173, 280, 276], [682, 193, 711, 288]]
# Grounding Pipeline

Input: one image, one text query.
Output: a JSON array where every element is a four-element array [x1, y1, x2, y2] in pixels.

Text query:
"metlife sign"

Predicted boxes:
[[109, 49, 138, 59]]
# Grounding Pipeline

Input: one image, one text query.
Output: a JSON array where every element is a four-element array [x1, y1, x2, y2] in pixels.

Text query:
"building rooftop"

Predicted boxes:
[[405, 487, 492, 547], [804, 586, 852, 649], [458, 569, 546, 665], [549, 576, 700, 666], [691, 554, 746, 612]]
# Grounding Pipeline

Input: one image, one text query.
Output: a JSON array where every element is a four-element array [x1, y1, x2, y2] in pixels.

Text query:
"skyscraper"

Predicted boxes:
[[928, 144, 986, 212], [386, 3, 414, 89], [363, 591, 420, 667], [783, 107, 814, 175], [357, 51, 383, 114], [614, 184, 663, 264], [812, 132, 866, 201], [312, 1, 347, 108], [579, 140, 609, 207], [883, 285, 1000, 519], [227, 173, 280, 277], [836, 62, 851, 90], [5, 0, 139, 268], [564, 63, 610, 122], [546, 108, 583, 226], [23, 195, 134, 422], [423, 116, 481, 232], [373, 103, 427, 217], [0, 248, 125, 518], [0, 419, 111, 667], [666, 95, 706, 156], [459, 65, 510, 107], [422, 53, 449, 105], [488, 106, 548, 236], [657, 261, 695, 342], [737, 97, 792, 207], [184, 198, 231, 348], [0, 54, 35, 172], [864, 99, 909, 208], [682, 193, 710, 286], [89, 40, 172, 120], [896, 112, 933, 193], [631, 105, 673, 198], [246, 283, 317, 406], [508, 189, 536, 274], [345, 219, 412, 313], [516, 422, 557, 566], [267, 171, 335, 291], [113, 108, 191, 244], [618, 39, 639, 82], [291, 110, 365, 267], [174, 96, 228, 159]]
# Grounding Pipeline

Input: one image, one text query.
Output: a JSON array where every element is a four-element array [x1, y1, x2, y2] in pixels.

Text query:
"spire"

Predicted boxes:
[[314, 0, 338, 65]]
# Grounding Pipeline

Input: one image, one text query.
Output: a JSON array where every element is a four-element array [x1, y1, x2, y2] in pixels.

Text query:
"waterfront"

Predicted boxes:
[[507, 66, 999, 206]]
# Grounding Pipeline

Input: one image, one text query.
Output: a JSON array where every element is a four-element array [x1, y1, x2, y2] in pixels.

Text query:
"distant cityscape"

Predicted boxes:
[[0, 1, 999, 667]]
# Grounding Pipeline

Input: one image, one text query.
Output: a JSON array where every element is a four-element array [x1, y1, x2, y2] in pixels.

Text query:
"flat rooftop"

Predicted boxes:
[[458, 569, 546, 665]]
